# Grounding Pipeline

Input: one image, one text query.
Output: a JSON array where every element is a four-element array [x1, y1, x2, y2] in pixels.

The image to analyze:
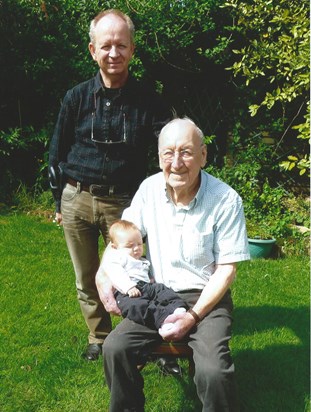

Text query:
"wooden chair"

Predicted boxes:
[[151, 340, 194, 376]]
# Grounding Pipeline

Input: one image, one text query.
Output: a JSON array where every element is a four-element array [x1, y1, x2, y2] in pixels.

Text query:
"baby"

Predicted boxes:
[[105, 219, 188, 335]]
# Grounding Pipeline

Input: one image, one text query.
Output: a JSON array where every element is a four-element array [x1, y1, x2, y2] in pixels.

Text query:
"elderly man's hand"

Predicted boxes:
[[158, 311, 196, 341], [95, 268, 121, 316]]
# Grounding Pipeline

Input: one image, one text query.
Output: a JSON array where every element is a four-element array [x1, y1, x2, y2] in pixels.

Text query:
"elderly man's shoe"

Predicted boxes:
[[158, 357, 182, 376], [82, 343, 103, 361]]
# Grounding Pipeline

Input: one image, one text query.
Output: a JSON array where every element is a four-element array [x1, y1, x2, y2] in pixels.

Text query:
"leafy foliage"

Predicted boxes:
[[223, 0, 310, 175], [0, 0, 233, 195], [0, 0, 309, 206], [205, 135, 310, 245], [0, 126, 52, 202]]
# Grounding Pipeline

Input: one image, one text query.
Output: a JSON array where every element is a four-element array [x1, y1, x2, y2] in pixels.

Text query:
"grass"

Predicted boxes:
[[0, 213, 309, 412]]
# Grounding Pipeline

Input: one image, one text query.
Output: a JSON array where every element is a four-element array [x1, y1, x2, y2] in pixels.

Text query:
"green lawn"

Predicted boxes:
[[0, 214, 309, 412]]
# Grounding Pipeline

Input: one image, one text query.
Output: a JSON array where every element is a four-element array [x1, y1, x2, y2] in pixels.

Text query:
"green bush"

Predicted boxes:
[[7, 184, 54, 218], [0, 126, 51, 202], [205, 135, 310, 255]]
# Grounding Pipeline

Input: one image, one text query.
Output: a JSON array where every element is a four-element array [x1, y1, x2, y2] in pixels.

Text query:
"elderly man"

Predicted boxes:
[[96, 117, 250, 411], [48, 9, 171, 361]]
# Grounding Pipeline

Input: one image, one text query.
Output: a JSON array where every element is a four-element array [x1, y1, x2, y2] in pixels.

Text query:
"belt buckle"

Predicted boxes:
[[89, 184, 107, 197]]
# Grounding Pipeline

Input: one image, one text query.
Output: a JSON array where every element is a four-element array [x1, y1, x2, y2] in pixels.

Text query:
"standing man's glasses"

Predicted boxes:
[[91, 93, 127, 144], [91, 111, 127, 144]]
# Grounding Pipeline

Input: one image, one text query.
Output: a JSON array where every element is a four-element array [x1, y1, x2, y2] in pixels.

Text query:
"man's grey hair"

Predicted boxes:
[[89, 9, 135, 45], [159, 117, 205, 146]]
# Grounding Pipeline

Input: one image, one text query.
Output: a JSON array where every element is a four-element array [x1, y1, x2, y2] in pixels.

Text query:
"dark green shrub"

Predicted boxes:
[[205, 134, 310, 255], [0, 127, 51, 202]]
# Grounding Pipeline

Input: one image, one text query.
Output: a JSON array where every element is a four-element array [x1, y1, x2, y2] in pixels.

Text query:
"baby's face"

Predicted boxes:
[[115, 229, 144, 259]]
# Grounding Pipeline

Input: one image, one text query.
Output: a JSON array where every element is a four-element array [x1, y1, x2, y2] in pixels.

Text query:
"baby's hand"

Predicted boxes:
[[127, 286, 141, 298]]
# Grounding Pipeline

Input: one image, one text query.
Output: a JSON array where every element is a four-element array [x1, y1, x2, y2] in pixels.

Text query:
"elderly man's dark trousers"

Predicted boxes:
[[103, 291, 239, 412]]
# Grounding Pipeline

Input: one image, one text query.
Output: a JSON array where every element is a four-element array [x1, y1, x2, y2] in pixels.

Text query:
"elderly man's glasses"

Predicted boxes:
[[160, 148, 200, 163]]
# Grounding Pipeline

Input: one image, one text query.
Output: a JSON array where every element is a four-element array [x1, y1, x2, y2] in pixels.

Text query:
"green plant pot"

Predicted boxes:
[[248, 238, 276, 259]]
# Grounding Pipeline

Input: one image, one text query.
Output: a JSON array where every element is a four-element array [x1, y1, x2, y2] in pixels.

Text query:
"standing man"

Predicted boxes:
[[96, 118, 250, 411], [49, 9, 171, 362]]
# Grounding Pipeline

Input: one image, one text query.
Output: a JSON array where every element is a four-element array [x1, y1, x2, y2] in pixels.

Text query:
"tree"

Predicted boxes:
[[0, 0, 234, 197], [1, 0, 309, 198], [222, 0, 310, 175]]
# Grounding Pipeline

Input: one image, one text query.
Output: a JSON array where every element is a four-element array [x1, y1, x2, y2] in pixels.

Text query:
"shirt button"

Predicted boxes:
[[106, 101, 111, 106]]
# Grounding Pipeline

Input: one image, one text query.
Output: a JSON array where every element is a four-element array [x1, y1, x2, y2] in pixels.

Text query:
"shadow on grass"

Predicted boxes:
[[144, 305, 309, 411], [233, 305, 310, 412]]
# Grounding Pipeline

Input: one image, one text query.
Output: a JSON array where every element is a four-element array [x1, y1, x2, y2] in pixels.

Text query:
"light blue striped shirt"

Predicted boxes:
[[123, 171, 250, 291]]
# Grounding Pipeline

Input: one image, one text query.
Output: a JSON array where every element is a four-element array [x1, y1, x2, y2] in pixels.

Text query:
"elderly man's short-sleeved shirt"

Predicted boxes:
[[123, 171, 250, 291]]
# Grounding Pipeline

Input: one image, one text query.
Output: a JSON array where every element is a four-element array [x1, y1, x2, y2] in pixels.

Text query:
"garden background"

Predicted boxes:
[[1, 0, 309, 246]]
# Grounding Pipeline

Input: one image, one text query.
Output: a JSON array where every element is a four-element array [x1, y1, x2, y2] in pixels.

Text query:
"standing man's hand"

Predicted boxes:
[[54, 212, 63, 225]]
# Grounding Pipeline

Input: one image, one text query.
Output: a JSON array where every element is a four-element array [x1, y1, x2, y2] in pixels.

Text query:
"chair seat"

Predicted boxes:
[[151, 340, 194, 375]]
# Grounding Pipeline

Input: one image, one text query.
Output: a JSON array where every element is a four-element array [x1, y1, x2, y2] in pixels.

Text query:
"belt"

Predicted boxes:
[[67, 177, 130, 197]]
